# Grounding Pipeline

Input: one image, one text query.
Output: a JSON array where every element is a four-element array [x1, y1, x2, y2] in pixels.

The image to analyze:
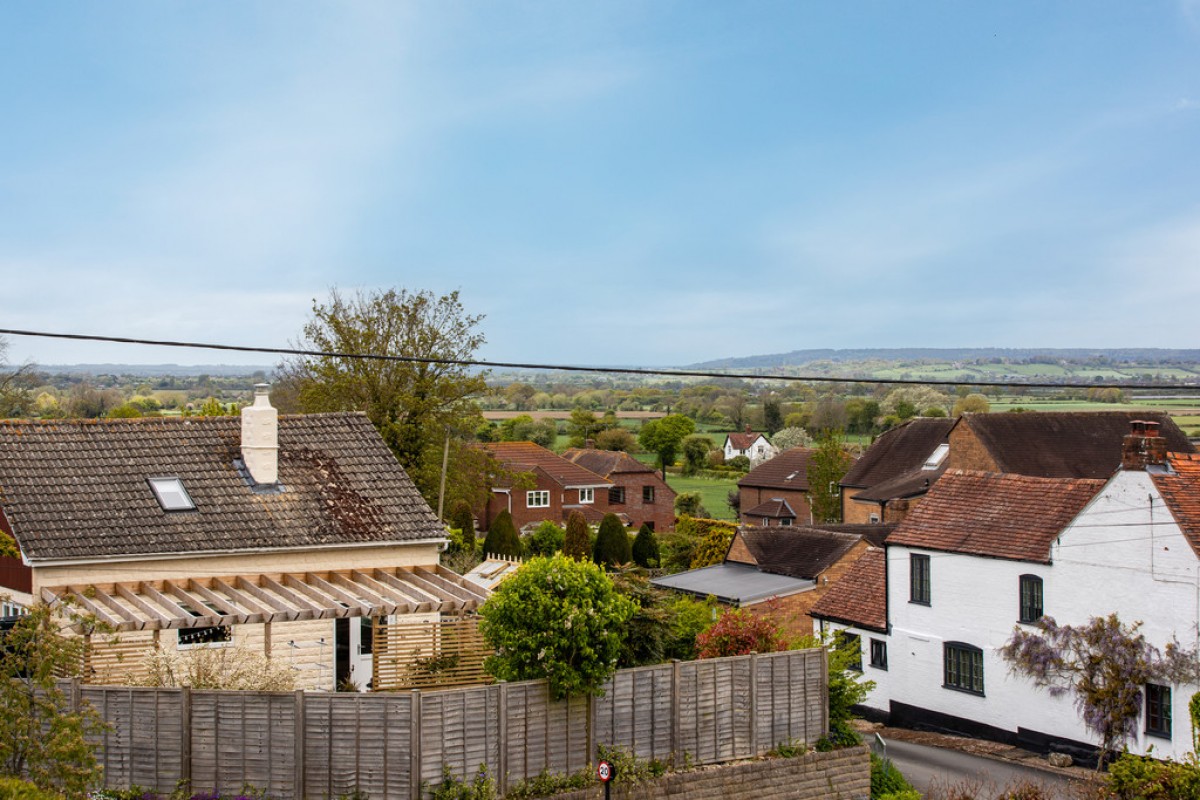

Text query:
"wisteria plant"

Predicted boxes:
[[1000, 614, 1200, 769]]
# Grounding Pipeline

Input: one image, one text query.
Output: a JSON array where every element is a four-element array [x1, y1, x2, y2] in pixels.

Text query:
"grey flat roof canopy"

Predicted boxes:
[[651, 562, 815, 605]]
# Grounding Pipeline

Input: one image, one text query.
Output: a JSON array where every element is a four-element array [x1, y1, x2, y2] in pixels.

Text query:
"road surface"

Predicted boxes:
[[879, 737, 1083, 798]]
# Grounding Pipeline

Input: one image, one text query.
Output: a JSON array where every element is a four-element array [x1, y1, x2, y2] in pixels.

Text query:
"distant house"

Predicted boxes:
[[562, 447, 676, 532], [840, 412, 1194, 525], [0, 386, 487, 692], [816, 421, 1200, 762], [737, 447, 818, 525], [724, 426, 777, 465], [654, 523, 890, 640], [480, 442, 613, 532]]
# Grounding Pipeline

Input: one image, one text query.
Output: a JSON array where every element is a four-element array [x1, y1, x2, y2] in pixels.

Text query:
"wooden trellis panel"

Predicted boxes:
[[371, 615, 493, 691]]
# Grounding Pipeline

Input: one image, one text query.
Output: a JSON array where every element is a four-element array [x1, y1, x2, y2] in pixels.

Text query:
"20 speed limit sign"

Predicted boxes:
[[596, 760, 614, 783]]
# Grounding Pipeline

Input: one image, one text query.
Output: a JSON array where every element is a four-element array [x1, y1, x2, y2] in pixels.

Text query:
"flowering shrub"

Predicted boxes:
[[696, 606, 783, 659]]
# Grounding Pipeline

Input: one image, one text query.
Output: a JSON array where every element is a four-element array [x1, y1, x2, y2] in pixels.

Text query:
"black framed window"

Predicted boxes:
[[910, 554, 931, 605], [642, 486, 655, 503], [1146, 683, 1172, 739], [609, 486, 626, 504], [836, 631, 862, 672], [870, 639, 888, 670], [1019, 574, 1043, 623], [943, 642, 984, 695]]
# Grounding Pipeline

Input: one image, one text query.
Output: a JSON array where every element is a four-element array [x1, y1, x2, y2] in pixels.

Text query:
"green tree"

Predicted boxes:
[[276, 288, 491, 510], [1001, 614, 1200, 768], [762, 397, 784, 435], [952, 393, 991, 416], [526, 520, 565, 557], [481, 510, 522, 558], [479, 554, 636, 699], [448, 499, 476, 556], [593, 513, 632, 568], [594, 427, 636, 452], [638, 414, 696, 477], [807, 430, 853, 523], [631, 523, 660, 568], [674, 492, 709, 519], [567, 408, 602, 448], [771, 426, 812, 452], [0, 605, 103, 796], [197, 396, 226, 416], [680, 434, 711, 476], [562, 511, 591, 560]]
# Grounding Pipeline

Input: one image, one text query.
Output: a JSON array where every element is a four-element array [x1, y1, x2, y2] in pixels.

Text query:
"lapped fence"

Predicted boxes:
[[82, 648, 827, 800]]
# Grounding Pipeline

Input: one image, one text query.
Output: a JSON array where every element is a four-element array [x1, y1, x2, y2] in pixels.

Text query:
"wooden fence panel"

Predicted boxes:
[[83, 686, 184, 793]]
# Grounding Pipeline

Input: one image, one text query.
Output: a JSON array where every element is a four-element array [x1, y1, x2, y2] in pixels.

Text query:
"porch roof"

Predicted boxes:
[[41, 565, 490, 633]]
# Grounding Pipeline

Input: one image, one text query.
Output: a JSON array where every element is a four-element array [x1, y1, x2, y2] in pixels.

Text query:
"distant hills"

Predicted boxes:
[[34, 364, 274, 377], [690, 348, 1200, 370]]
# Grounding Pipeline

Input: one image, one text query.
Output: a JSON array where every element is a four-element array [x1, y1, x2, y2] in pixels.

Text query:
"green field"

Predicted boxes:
[[664, 473, 740, 521]]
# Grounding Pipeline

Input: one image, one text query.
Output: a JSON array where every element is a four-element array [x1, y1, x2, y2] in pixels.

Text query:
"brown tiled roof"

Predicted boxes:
[[887, 470, 1104, 563], [810, 547, 887, 633], [851, 465, 946, 503], [484, 442, 611, 488], [1151, 453, 1200, 558], [841, 418, 955, 489], [742, 498, 797, 519], [726, 432, 766, 451], [958, 411, 1194, 478], [738, 447, 817, 491], [0, 414, 443, 563], [561, 448, 654, 477], [812, 523, 896, 548], [730, 526, 863, 579]]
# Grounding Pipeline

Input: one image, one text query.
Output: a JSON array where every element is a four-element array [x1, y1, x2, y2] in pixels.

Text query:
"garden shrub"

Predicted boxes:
[[631, 523, 659, 568], [425, 764, 495, 800], [0, 777, 65, 800], [592, 514, 631, 568], [480, 510, 521, 558], [871, 752, 914, 798], [562, 511, 590, 560], [525, 521, 564, 557], [1106, 752, 1200, 798], [447, 500, 476, 555], [696, 606, 783, 659]]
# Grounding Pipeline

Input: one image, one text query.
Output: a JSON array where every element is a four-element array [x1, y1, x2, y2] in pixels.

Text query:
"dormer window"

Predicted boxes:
[[923, 443, 950, 470], [147, 477, 196, 512]]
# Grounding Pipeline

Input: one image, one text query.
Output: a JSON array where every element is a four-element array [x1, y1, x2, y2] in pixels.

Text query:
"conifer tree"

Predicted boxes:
[[631, 523, 660, 568], [563, 511, 591, 560], [481, 510, 522, 558], [593, 513, 632, 569]]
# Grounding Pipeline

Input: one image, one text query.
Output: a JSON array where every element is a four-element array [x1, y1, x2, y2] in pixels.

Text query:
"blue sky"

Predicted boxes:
[[2, 2, 1199, 367]]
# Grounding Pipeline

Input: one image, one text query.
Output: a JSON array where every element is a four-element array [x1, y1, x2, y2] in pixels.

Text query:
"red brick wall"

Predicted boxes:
[[738, 487, 812, 525], [607, 471, 676, 532], [0, 511, 29, 594], [481, 473, 567, 532], [948, 424, 1001, 472]]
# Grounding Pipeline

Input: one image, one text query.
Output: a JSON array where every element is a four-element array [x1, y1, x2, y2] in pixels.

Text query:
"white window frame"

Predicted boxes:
[[527, 490, 550, 508], [579, 488, 594, 504]]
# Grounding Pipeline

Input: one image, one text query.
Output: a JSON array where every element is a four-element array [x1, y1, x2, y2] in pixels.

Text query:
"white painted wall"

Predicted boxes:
[[724, 435, 778, 465], [881, 469, 1200, 760], [814, 618, 893, 715]]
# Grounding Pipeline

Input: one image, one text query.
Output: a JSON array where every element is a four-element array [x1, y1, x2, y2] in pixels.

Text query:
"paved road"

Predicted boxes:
[[878, 737, 1083, 798]]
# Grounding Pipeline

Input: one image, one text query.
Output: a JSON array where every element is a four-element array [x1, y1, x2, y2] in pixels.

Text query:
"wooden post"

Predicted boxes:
[[820, 648, 829, 737], [264, 621, 272, 660], [670, 659, 681, 765], [180, 687, 192, 789], [410, 689, 422, 800], [292, 689, 305, 800], [497, 683, 508, 795], [749, 653, 759, 756]]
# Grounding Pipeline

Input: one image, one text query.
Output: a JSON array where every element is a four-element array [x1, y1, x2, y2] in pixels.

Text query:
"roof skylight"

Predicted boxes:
[[147, 477, 196, 512], [922, 443, 950, 470]]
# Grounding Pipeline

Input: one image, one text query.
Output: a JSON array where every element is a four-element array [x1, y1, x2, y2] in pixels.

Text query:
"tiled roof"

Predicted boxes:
[[810, 547, 887, 633], [561, 448, 654, 477], [887, 470, 1104, 563], [730, 526, 863, 579], [841, 419, 956, 489], [959, 411, 1194, 478], [738, 447, 817, 491], [0, 414, 443, 563], [851, 465, 946, 503], [742, 498, 796, 519], [1151, 453, 1200, 558], [726, 432, 765, 451], [484, 442, 611, 488]]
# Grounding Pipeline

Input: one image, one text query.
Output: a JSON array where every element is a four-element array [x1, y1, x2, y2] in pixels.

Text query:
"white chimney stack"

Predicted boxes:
[[241, 383, 278, 485]]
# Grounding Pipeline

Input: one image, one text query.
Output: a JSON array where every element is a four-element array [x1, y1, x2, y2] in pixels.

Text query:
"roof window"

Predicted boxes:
[[923, 443, 950, 470], [147, 477, 196, 512]]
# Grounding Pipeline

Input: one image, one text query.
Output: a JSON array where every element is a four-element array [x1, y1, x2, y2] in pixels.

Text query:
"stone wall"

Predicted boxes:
[[547, 745, 869, 800]]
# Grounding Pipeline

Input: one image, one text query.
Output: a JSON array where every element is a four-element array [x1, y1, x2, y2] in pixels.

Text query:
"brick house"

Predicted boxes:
[[0, 386, 486, 691], [562, 447, 676, 532], [737, 447, 819, 525], [841, 412, 1194, 525], [480, 442, 612, 532]]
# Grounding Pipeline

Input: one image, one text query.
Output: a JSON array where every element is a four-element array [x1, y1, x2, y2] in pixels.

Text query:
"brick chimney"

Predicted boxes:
[[744, 424, 752, 434], [241, 384, 278, 484], [1122, 420, 1167, 471]]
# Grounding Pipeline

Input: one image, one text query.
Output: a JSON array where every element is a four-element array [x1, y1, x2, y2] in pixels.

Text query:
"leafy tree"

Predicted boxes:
[[726, 489, 741, 514], [1000, 614, 1200, 767], [566, 408, 603, 448], [448, 499, 477, 555], [105, 403, 143, 419], [696, 606, 784, 659], [562, 511, 591, 560], [674, 492, 709, 519], [808, 394, 848, 433], [688, 518, 737, 568], [481, 509, 522, 558], [0, 338, 34, 419], [499, 414, 556, 448], [952, 392, 991, 416], [762, 397, 784, 435], [664, 595, 717, 661], [638, 414, 696, 477], [631, 523, 659, 568], [807, 430, 853, 523], [594, 427, 636, 452], [196, 396, 227, 416], [276, 288, 491, 510], [64, 383, 121, 419], [680, 434, 711, 476], [844, 398, 880, 435], [609, 570, 672, 668], [593, 513, 632, 569], [726, 454, 750, 472], [526, 520, 565, 557], [0, 604, 103, 796], [479, 554, 636, 699], [771, 426, 812, 452]]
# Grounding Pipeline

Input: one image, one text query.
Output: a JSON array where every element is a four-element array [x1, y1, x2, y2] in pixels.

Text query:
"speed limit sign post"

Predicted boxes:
[[596, 760, 615, 799]]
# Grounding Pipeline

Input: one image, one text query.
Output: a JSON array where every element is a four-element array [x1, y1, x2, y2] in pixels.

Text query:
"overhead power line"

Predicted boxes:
[[1, 327, 1197, 391]]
